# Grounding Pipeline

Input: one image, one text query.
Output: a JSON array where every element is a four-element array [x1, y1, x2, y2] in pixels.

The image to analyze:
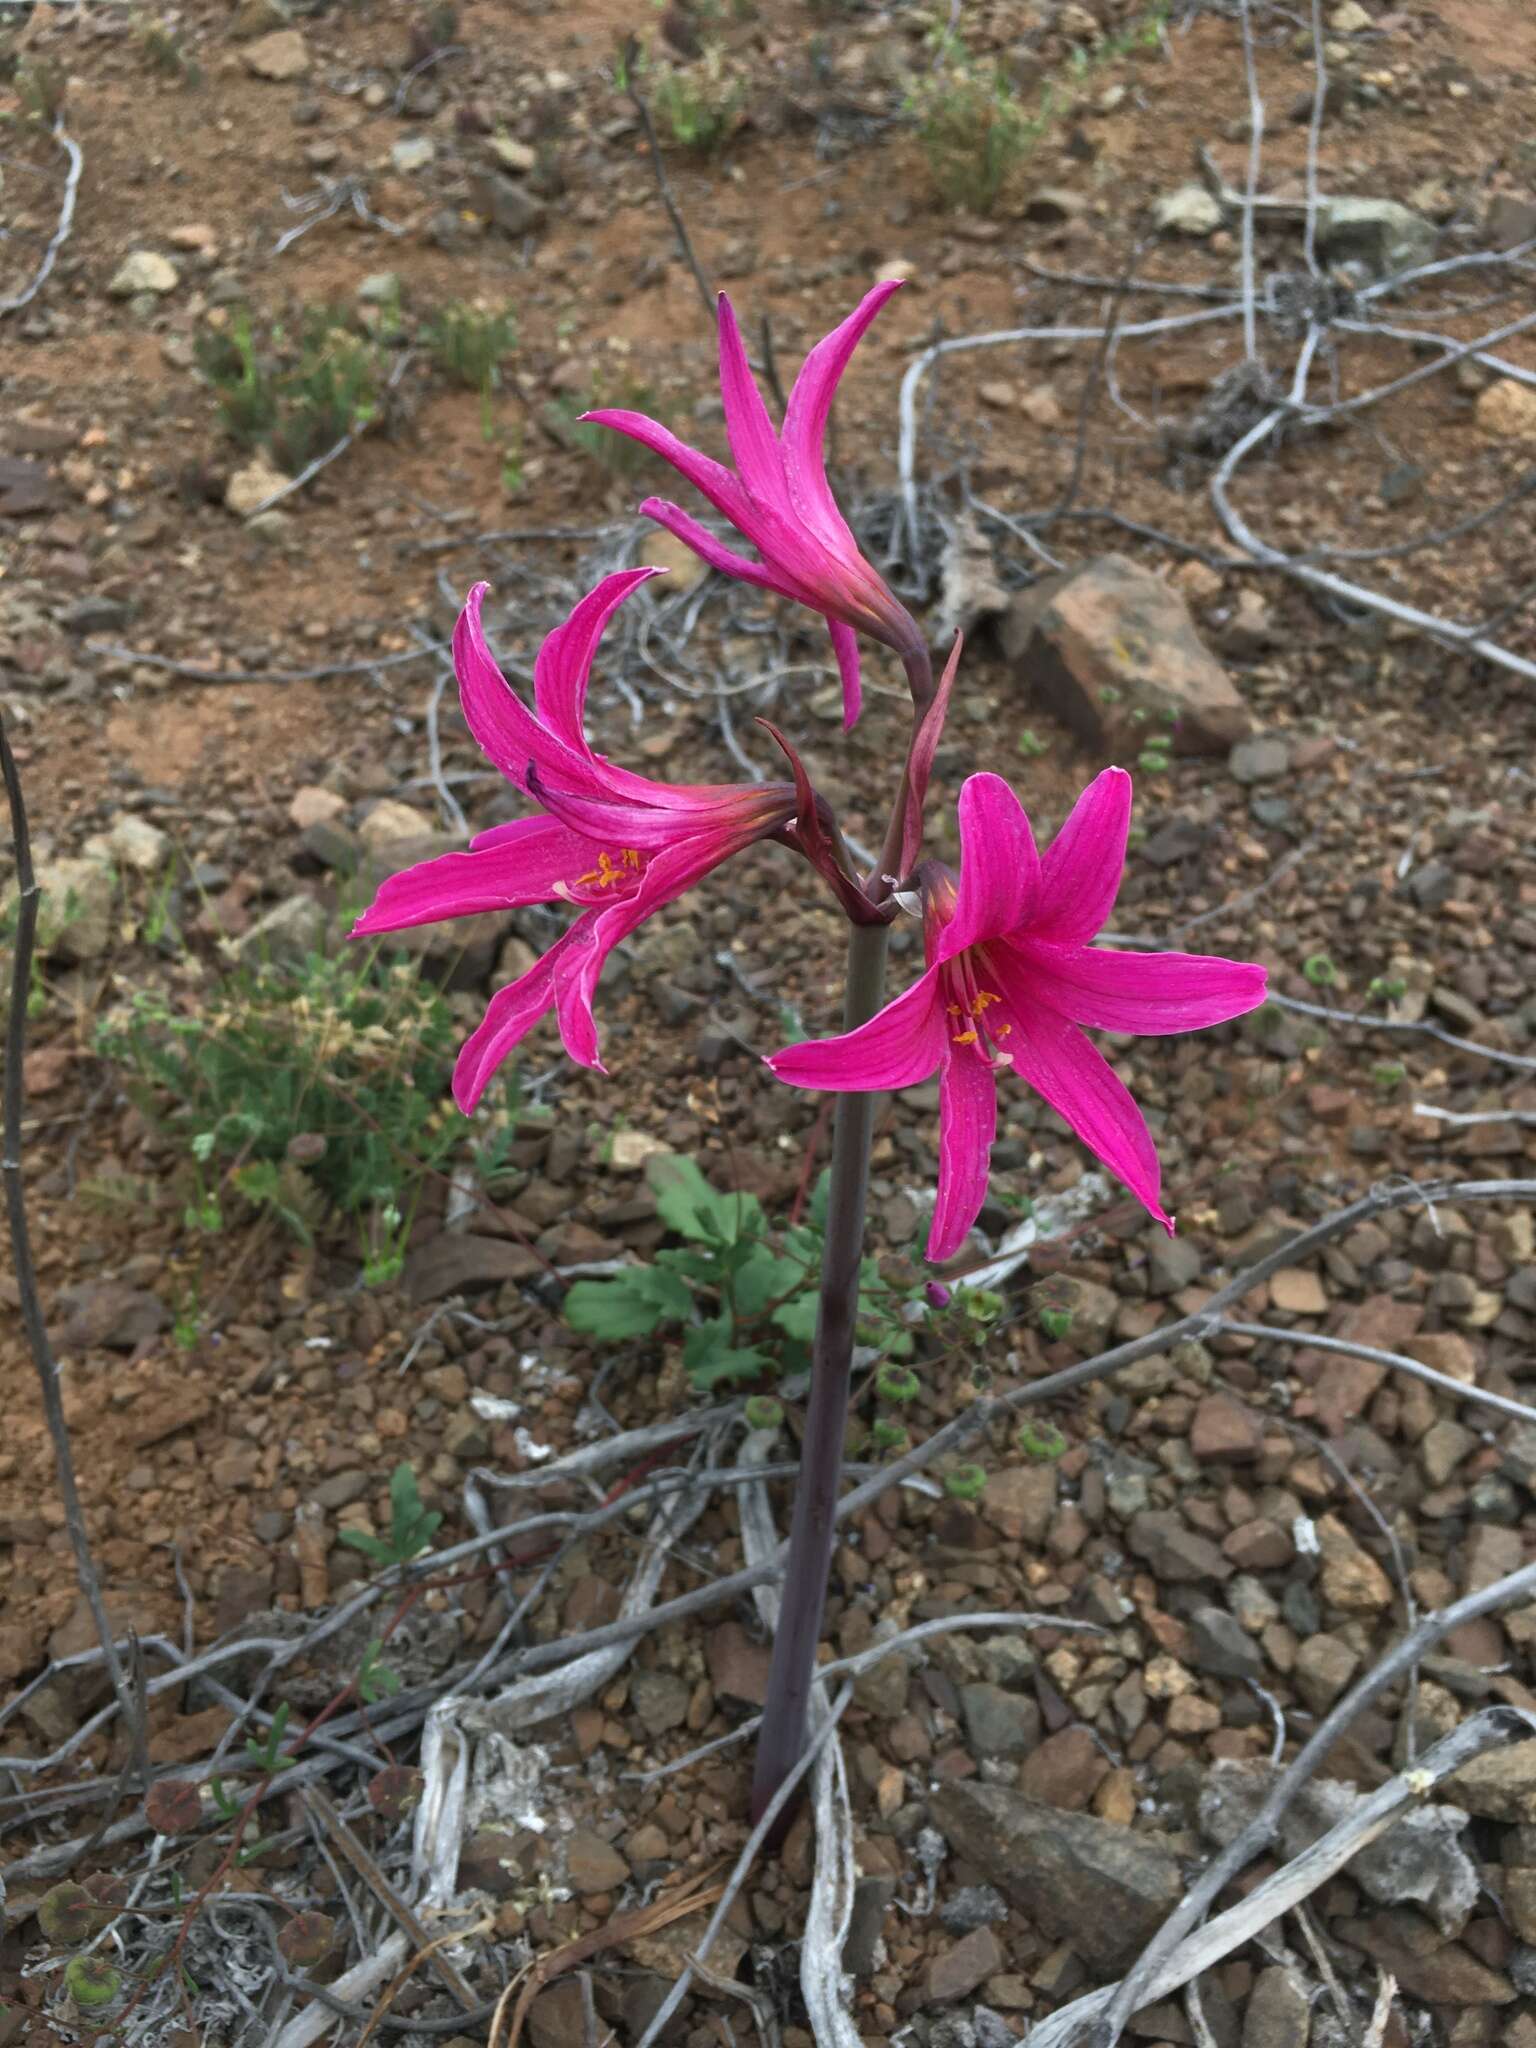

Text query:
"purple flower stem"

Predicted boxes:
[[750, 916, 889, 1837]]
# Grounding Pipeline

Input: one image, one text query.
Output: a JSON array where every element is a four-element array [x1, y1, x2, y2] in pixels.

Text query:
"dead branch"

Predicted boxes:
[[0, 710, 142, 1775], [0, 119, 82, 318]]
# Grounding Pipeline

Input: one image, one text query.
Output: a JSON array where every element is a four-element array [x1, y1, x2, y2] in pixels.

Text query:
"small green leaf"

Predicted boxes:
[[945, 1462, 987, 1500], [1039, 1306, 1073, 1341], [743, 1395, 784, 1431], [771, 1294, 819, 1344], [565, 1266, 692, 1340]]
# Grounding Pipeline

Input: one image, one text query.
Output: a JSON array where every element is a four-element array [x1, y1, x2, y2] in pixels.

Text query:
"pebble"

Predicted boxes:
[[243, 28, 310, 80], [108, 251, 179, 298]]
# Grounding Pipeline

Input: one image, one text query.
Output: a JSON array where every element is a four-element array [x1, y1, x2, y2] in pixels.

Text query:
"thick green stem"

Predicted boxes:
[[750, 917, 889, 1833]]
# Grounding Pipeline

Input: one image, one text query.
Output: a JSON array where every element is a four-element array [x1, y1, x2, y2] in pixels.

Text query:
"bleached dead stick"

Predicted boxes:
[[0, 120, 81, 318], [1029, 1707, 1534, 2048], [1081, 1553, 1536, 2048]]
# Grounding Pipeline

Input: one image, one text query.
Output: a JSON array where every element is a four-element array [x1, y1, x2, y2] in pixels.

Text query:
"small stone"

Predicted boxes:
[[982, 1464, 1057, 1544], [564, 1825, 629, 1895], [630, 1670, 690, 1738], [30, 856, 115, 961], [1269, 1267, 1328, 1314], [1191, 1394, 1264, 1464], [359, 799, 436, 850], [1148, 1234, 1201, 1296], [1420, 1420, 1475, 1487], [52, 1281, 168, 1354], [1229, 736, 1290, 785], [1317, 1514, 1394, 1613], [289, 786, 346, 831], [99, 815, 170, 874], [391, 136, 435, 175], [940, 1884, 1009, 1934], [1474, 380, 1536, 444], [243, 28, 310, 80], [489, 134, 538, 174], [1316, 197, 1435, 277], [1154, 182, 1224, 236], [1243, 1964, 1312, 2047], [108, 251, 179, 298], [1190, 1605, 1263, 1681], [961, 1684, 1042, 1761], [1329, 0, 1372, 29], [706, 1622, 771, 1707], [843, 1874, 896, 1976], [1128, 1510, 1232, 1584], [607, 1130, 671, 1172], [1295, 1632, 1359, 1713], [357, 273, 402, 305], [226, 456, 290, 517], [927, 1926, 1004, 2005], [1018, 1726, 1109, 1812]]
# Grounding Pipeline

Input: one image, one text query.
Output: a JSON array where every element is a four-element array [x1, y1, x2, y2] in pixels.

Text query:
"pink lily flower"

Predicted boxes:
[[352, 574, 799, 1110], [583, 283, 925, 730], [766, 770, 1268, 1262]]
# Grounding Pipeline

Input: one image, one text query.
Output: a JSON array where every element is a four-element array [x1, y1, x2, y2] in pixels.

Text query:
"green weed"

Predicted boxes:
[[195, 305, 395, 475]]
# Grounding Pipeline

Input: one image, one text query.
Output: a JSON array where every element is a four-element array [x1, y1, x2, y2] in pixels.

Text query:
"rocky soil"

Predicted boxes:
[[2, 1, 1536, 2044]]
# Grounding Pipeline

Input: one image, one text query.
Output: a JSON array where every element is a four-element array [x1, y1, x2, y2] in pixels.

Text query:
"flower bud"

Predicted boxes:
[[38, 1883, 100, 1947], [145, 1778, 203, 1834], [63, 1957, 121, 2011], [278, 1911, 335, 1970]]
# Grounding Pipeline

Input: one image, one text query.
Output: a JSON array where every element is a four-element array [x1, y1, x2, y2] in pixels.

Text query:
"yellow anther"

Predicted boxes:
[[951, 1030, 979, 1046], [575, 849, 639, 890], [995, 1022, 1013, 1038], [973, 989, 1000, 1012]]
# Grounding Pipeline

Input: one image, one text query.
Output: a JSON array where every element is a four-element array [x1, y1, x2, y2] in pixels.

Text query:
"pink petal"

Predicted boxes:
[[937, 774, 1042, 962], [927, 1048, 997, 1263], [636, 497, 786, 598], [1035, 767, 1132, 945], [550, 915, 613, 1072], [452, 938, 566, 1112], [581, 409, 761, 538], [766, 968, 946, 1092], [527, 767, 791, 855], [899, 633, 962, 877], [454, 582, 589, 796], [986, 957, 1172, 1232], [1012, 940, 1269, 1036], [780, 280, 902, 551], [351, 818, 594, 935], [827, 617, 862, 730], [532, 568, 659, 756], [716, 293, 789, 508]]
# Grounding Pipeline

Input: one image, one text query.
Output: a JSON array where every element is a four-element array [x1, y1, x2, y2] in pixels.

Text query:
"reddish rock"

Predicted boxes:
[[926, 1926, 1004, 2004], [1190, 1394, 1264, 1463], [1001, 553, 1251, 756], [1018, 1726, 1111, 1812]]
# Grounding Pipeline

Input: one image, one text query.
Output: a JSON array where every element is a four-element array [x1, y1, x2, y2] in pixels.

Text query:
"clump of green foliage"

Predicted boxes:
[[650, 46, 745, 155], [565, 1156, 907, 1390], [908, 3, 1170, 214], [195, 304, 397, 475], [907, 37, 1046, 214], [551, 371, 672, 479], [96, 949, 464, 1283], [136, 14, 200, 83], [422, 300, 517, 398]]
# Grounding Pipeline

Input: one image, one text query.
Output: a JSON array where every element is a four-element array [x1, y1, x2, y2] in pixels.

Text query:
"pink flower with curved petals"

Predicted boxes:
[[583, 284, 924, 730], [766, 770, 1269, 1261], [353, 576, 798, 1108]]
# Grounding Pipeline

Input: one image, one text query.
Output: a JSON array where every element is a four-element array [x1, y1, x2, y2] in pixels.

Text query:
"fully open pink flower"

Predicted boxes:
[[767, 770, 1268, 1261], [353, 574, 797, 1109], [584, 284, 924, 730]]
